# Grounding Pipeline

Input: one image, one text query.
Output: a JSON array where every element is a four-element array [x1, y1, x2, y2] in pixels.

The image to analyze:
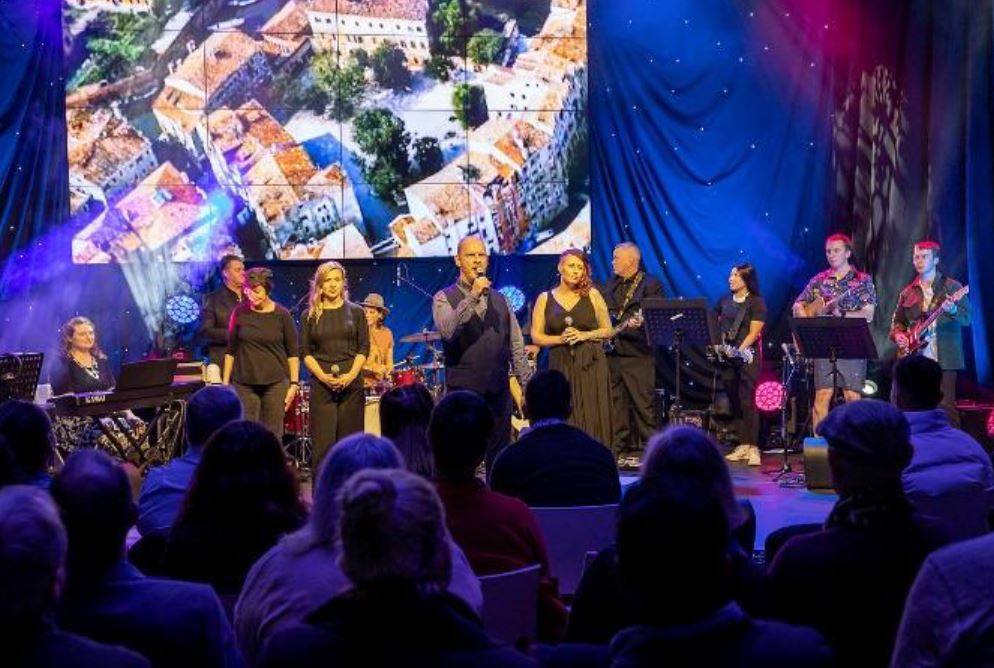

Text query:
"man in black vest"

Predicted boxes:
[[602, 242, 665, 463], [432, 236, 532, 473], [199, 254, 245, 383]]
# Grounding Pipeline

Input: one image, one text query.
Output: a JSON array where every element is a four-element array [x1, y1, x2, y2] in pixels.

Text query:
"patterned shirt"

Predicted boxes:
[[795, 268, 877, 315]]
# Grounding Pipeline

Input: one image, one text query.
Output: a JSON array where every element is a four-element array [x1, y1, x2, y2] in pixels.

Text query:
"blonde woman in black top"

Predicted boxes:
[[223, 268, 300, 438], [301, 261, 369, 467]]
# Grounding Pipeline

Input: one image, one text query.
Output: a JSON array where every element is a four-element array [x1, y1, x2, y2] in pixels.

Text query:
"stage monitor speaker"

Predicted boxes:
[[803, 437, 834, 491], [958, 404, 994, 454]]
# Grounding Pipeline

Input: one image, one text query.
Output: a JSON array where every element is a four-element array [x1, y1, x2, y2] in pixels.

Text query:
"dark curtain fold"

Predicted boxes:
[[0, 0, 68, 269], [830, 0, 994, 385]]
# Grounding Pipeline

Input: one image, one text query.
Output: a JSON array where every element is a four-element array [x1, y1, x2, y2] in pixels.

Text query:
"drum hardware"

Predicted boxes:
[[283, 381, 312, 476]]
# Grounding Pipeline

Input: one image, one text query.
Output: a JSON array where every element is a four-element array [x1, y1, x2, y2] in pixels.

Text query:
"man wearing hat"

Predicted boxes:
[[360, 293, 393, 390], [767, 400, 952, 667]]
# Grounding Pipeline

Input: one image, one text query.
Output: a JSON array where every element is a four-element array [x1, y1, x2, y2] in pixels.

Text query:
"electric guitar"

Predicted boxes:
[[710, 343, 755, 366], [603, 309, 644, 353], [896, 285, 970, 358]]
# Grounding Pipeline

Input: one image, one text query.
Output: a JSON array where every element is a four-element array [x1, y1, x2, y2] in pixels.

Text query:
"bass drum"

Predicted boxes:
[[364, 396, 381, 436]]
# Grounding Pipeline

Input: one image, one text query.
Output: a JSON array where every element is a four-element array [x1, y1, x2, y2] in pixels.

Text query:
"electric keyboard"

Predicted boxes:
[[49, 381, 204, 418]]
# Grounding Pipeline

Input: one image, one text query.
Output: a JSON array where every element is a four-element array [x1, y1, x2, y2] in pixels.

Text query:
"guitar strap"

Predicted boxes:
[[725, 295, 751, 344], [615, 271, 644, 322]]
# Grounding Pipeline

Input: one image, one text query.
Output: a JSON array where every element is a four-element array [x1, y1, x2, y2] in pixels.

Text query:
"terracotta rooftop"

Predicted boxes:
[[66, 108, 153, 185], [170, 31, 263, 99], [114, 163, 206, 250], [307, 0, 428, 21]]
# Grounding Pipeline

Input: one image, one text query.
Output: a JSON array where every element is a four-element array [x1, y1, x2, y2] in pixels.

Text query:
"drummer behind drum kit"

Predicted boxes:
[[283, 329, 448, 474]]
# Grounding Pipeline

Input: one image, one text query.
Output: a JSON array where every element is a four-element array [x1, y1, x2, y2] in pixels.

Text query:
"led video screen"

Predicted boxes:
[[63, 0, 589, 262]]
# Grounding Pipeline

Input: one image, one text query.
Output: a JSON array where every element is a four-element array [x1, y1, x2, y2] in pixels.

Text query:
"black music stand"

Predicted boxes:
[[0, 353, 44, 403], [790, 316, 878, 409], [642, 298, 719, 413]]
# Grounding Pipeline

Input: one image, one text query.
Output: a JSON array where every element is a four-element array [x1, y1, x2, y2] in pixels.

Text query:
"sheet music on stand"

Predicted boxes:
[[0, 352, 44, 403], [641, 298, 719, 413]]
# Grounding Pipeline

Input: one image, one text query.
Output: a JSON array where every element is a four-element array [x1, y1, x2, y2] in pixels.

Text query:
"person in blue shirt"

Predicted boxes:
[[137, 385, 242, 537]]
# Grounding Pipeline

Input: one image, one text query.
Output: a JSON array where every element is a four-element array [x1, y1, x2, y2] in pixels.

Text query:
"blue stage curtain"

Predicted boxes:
[[589, 0, 994, 390]]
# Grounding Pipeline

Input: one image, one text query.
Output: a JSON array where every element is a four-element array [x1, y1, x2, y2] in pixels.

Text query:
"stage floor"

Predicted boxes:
[[620, 453, 837, 551]]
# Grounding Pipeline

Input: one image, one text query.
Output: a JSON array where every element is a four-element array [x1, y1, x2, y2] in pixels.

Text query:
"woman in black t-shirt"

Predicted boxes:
[[715, 263, 767, 466], [300, 261, 369, 468], [223, 268, 300, 439]]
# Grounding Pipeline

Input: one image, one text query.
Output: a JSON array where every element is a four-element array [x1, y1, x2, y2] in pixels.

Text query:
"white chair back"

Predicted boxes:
[[478, 563, 541, 646], [531, 504, 618, 596]]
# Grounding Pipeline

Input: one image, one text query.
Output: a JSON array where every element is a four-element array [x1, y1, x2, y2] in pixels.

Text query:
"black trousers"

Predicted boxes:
[[608, 353, 656, 451], [234, 380, 289, 440], [721, 360, 759, 446], [310, 379, 365, 471], [448, 385, 511, 479]]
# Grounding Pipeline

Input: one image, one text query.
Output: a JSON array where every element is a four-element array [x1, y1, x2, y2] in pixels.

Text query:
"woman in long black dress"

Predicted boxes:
[[301, 261, 369, 468], [531, 249, 614, 445]]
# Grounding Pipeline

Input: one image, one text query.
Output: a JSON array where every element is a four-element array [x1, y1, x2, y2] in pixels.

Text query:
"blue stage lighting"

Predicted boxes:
[[499, 285, 526, 312], [165, 294, 200, 325]]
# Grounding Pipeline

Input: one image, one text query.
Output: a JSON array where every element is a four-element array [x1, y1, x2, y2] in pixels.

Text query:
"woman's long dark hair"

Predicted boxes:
[[733, 263, 761, 297], [179, 420, 304, 530], [379, 383, 435, 479]]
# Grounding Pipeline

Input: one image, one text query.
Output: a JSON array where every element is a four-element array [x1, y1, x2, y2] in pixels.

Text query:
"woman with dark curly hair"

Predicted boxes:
[[531, 249, 614, 445], [163, 420, 306, 596], [49, 316, 145, 461], [223, 267, 300, 439]]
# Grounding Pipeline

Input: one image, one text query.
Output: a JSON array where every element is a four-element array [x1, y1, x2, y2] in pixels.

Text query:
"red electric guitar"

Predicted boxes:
[[896, 285, 969, 358]]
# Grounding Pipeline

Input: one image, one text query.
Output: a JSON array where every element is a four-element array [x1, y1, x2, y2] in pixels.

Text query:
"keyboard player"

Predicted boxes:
[[49, 316, 146, 461]]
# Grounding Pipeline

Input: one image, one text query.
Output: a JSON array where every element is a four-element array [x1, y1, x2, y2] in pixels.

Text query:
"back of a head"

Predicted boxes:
[[0, 400, 54, 476], [642, 425, 745, 530], [617, 475, 731, 623], [893, 355, 943, 411], [338, 468, 451, 590], [50, 450, 135, 580], [524, 370, 572, 422], [0, 486, 67, 629], [820, 399, 913, 491], [379, 384, 435, 478], [429, 390, 493, 479], [184, 420, 300, 523], [186, 385, 243, 449], [292, 433, 403, 553]]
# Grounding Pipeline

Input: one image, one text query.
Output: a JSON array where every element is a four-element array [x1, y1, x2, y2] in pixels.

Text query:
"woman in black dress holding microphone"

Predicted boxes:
[[531, 249, 614, 445], [301, 261, 369, 468], [223, 268, 300, 438]]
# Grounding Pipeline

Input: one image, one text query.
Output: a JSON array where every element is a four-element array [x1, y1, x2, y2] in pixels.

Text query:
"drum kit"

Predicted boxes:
[[283, 329, 447, 473]]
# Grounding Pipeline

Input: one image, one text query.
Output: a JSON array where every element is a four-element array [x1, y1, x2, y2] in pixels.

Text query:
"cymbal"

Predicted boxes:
[[399, 330, 441, 344]]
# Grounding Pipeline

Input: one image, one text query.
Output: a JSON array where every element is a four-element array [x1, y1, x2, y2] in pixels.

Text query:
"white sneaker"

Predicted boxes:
[[725, 444, 750, 462], [746, 446, 761, 466]]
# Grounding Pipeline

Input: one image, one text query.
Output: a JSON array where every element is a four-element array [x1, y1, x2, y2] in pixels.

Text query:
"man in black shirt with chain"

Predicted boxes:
[[602, 242, 665, 464], [200, 254, 245, 384]]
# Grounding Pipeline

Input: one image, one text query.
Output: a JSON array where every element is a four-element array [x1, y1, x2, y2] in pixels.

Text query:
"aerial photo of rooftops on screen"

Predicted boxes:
[[63, 0, 589, 262]]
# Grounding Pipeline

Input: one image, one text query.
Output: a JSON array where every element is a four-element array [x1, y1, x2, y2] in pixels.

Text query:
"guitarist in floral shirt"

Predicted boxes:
[[890, 241, 971, 420], [792, 234, 877, 431]]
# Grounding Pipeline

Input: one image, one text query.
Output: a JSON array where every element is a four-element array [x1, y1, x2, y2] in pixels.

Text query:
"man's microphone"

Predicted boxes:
[[476, 269, 489, 296]]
